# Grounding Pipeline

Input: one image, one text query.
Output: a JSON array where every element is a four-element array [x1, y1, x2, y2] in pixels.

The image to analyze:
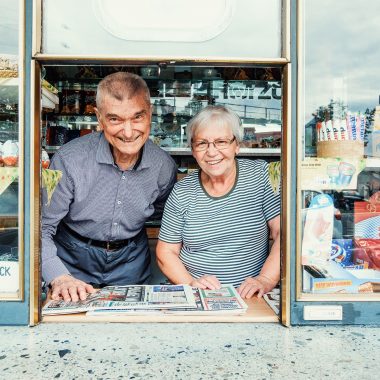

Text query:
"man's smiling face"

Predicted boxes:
[[95, 92, 151, 165]]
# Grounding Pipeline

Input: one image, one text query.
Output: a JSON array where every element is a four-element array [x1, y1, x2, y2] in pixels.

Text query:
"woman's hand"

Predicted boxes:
[[237, 275, 277, 299], [190, 275, 221, 290], [50, 274, 96, 302]]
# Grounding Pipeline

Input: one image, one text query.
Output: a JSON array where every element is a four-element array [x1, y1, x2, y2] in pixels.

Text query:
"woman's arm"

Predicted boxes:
[[156, 240, 221, 289], [156, 240, 194, 284], [259, 214, 281, 284], [238, 215, 281, 298]]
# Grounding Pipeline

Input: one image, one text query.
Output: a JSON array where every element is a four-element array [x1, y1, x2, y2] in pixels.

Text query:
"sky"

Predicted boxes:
[[303, 0, 380, 120], [0, 0, 19, 55]]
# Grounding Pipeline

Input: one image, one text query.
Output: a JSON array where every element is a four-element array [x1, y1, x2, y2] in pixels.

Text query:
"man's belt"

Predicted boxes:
[[63, 223, 135, 251]]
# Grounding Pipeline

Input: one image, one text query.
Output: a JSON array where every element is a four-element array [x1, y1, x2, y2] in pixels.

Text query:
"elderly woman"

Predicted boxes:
[[156, 105, 280, 298]]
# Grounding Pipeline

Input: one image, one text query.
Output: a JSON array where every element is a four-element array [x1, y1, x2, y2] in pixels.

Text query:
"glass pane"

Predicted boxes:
[[41, 0, 282, 58], [0, 0, 21, 297], [300, 0, 380, 295], [41, 65, 282, 157]]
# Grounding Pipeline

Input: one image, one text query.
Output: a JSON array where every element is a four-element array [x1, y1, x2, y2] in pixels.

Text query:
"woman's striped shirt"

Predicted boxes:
[[159, 159, 281, 287]]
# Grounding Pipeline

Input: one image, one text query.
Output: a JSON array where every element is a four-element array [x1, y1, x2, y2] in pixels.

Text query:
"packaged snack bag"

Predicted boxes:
[[330, 239, 353, 267], [353, 238, 380, 270], [41, 149, 50, 169], [2, 140, 18, 167]]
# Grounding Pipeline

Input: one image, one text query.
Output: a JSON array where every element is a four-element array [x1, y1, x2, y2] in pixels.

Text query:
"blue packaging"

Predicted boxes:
[[330, 239, 353, 267]]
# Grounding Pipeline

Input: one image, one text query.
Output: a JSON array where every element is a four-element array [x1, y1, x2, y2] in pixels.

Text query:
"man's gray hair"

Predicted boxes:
[[96, 72, 151, 111], [186, 105, 243, 144]]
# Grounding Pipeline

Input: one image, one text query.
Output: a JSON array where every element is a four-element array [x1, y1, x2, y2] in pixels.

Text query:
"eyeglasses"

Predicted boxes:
[[191, 137, 236, 152]]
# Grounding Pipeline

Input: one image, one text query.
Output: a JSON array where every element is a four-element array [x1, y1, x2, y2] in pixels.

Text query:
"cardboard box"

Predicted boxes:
[[304, 261, 380, 293]]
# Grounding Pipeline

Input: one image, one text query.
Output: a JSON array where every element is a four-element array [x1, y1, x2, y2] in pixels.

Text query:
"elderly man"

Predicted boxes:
[[42, 72, 177, 302]]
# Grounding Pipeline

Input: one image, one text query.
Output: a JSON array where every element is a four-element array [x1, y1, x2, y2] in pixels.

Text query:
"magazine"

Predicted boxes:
[[87, 285, 248, 316], [42, 284, 196, 315], [263, 287, 280, 315]]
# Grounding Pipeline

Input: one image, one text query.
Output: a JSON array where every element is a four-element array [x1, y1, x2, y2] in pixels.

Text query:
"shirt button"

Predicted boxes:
[[117, 200, 122, 205], [113, 222, 118, 226], [121, 175, 126, 180]]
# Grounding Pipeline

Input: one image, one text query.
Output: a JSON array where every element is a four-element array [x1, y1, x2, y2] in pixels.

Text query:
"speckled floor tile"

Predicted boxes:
[[0, 323, 379, 379]]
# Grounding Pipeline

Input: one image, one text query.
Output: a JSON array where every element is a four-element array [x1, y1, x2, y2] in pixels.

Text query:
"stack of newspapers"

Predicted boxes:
[[42, 284, 248, 316]]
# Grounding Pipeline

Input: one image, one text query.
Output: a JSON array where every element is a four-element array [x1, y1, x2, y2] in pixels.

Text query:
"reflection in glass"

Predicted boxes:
[[0, 0, 20, 296], [42, 65, 282, 153], [300, 0, 380, 295]]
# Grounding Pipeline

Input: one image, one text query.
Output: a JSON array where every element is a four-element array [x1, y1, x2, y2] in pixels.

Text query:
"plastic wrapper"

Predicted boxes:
[[353, 239, 380, 270], [41, 149, 50, 169], [2, 140, 18, 167], [330, 239, 353, 267]]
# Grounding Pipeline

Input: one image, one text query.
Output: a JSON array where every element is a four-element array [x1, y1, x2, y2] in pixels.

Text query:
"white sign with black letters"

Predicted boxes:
[[0, 261, 19, 293]]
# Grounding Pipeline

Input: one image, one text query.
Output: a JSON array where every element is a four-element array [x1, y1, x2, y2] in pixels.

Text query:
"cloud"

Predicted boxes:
[[302, 0, 380, 119], [0, 0, 19, 54]]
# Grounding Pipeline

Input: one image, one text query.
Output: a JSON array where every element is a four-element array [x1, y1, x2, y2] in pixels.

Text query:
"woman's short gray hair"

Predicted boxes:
[[96, 72, 150, 111], [186, 105, 243, 145]]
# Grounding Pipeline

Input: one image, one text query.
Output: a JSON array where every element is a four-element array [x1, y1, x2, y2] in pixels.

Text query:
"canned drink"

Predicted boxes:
[[355, 113, 362, 141], [316, 121, 322, 142], [360, 114, 366, 141], [338, 162, 355, 186], [332, 119, 341, 140], [349, 112, 357, 140], [320, 121, 327, 141], [340, 118, 347, 140], [325, 120, 333, 140]]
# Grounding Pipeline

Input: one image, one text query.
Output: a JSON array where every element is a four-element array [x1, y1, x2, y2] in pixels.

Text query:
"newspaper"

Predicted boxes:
[[166, 285, 248, 315], [263, 287, 280, 315], [42, 285, 195, 315], [87, 285, 248, 316]]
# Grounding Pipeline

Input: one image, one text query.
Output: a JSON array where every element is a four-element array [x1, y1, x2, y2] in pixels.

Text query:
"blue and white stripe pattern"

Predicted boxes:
[[159, 159, 281, 287], [355, 216, 380, 238]]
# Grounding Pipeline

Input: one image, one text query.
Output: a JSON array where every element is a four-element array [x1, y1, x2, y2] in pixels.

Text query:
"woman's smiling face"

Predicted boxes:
[[191, 120, 239, 179]]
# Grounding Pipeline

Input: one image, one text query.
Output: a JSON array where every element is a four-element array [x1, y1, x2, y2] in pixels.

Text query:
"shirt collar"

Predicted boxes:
[[96, 132, 115, 166], [96, 132, 153, 171]]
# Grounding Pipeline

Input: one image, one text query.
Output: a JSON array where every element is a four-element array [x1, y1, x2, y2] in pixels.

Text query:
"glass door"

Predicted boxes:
[[295, 0, 380, 324], [0, 0, 24, 301]]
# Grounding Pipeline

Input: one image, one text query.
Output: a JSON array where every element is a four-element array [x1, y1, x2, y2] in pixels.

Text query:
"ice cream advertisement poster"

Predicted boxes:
[[300, 158, 365, 190], [302, 194, 334, 266]]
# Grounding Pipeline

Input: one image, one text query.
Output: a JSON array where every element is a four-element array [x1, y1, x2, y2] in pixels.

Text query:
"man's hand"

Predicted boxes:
[[237, 275, 277, 299], [190, 275, 221, 290], [50, 274, 96, 302]]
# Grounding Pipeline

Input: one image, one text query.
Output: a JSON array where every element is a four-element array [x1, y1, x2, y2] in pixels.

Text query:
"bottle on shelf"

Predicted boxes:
[[83, 83, 97, 115], [55, 81, 64, 114], [61, 82, 82, 115]]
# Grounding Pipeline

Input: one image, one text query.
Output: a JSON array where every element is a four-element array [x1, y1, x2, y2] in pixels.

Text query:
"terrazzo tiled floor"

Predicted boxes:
[[0, 323, 379, 379]]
